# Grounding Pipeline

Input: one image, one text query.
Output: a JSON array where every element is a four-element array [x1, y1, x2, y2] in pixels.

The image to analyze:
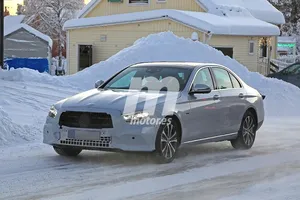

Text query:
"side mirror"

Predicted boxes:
[[95, 80, 104, 88], [190, 84, 212, 94]]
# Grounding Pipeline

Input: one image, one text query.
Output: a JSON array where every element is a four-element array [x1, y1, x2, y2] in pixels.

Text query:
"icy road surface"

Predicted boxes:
[[0, 79, 300, 200], [1, 118, 300, 200]]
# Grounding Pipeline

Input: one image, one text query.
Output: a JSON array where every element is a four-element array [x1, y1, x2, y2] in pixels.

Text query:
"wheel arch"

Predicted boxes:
[[246, 107, 258, 127]]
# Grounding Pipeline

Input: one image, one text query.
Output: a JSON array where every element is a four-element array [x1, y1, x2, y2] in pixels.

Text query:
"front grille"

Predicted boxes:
[[60, 137, 112, 148], [59, 111, 113, 129]]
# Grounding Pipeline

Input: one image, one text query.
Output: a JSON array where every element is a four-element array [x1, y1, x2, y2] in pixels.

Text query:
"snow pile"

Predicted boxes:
[[1, 32, 300, 118], [0, 107, 33, 145], [0, 68, 78, 90]]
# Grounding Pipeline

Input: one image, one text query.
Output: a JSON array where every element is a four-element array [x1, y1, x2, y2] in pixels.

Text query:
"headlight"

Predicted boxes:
[[48, 106, 57, 118], [123, 112, 149, 122]]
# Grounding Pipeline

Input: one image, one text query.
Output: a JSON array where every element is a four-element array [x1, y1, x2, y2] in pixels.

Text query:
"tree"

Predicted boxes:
[[270, 0, 300, 53], [23, 0, 84, 67], [16, 4, 25, 15], [4, 7, 10, 17]]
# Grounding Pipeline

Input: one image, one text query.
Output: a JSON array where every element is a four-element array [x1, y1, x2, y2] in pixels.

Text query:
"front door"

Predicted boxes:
[[187, 68, 222, 141], [78, 45, 93, 71]]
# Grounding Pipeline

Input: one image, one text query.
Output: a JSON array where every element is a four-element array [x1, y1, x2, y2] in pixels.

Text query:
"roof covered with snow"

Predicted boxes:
[[4, 15, 25, 29], [205, 0, 285, 25], [278, 36, 297, 43], [77, 0, 285, 25], [4, 17, 53, 48], [65, 9, 280, 36]]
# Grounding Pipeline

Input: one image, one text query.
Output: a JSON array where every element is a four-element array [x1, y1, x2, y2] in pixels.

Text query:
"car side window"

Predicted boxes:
[[212, 68, 233, 90], [193, 68, 214, 89], [229, 73, 242, 88]]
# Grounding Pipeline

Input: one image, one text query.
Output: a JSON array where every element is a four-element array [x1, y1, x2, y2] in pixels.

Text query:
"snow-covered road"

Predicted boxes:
[[1, 118, 300, 200]]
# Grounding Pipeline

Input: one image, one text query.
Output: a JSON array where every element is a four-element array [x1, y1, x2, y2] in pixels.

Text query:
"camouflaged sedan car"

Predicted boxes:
[[44, 62, 265, 163]]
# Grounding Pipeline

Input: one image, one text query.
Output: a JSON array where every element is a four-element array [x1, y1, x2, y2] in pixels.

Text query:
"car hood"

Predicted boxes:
[[56, 89, 180, 113]]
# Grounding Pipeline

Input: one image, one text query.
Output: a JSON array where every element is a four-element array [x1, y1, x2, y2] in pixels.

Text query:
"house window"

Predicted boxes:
[[129, 0, 149, 4], [249, 41, 255, 55]]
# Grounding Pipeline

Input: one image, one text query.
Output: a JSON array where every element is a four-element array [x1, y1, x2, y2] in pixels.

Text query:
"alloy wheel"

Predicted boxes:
[[242, 116, 256, 146], [160, 122, 178, 160]]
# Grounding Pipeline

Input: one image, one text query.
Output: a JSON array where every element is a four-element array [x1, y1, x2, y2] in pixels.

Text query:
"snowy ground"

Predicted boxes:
[[1, 74, 300, 200], [1, 115, 300, 200], [1, 32, 300, 199]]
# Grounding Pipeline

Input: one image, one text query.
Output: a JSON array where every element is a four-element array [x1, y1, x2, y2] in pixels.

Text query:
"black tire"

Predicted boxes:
[[155, 118, 180, 164], [231, 111, 257, 150], [53, 146, 82, 157]]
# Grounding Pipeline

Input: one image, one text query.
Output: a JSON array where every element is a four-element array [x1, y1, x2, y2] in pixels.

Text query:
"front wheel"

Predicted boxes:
[[53, 146, 82, 157], [231, 111, 257, 150], [155, 118, 180, 164]]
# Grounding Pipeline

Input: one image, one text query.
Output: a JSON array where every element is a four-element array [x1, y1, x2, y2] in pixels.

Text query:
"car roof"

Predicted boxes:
[[131, 62, 222, 69]]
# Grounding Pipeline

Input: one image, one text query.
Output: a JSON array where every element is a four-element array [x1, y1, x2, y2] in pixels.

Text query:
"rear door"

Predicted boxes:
[[187, 67, 222, 140], [211, 67, 247, 135]]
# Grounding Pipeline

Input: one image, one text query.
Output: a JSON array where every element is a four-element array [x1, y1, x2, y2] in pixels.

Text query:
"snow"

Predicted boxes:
[[1, 32, 300, 199], [65, 9, 280, 36], [2, 32, 300, 117], [4, 24, 53, 48], [0, 118, 300, 199], [221, 173, 300, 200], [77, 0, 284, 25], [278, 36, 297, 43], [201, 0, 285, 24], [4, 15, 25, 29]]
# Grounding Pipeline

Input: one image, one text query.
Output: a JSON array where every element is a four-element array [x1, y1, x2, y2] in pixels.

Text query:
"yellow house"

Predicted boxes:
[[64, 0, 285, 75]]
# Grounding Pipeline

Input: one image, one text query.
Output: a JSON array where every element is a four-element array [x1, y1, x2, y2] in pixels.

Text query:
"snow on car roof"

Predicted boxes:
[[4, 23, 53, 48], [65, 9, 280, 36]]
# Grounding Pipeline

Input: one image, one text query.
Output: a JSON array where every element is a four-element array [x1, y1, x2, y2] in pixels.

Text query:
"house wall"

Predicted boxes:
[[209, 36, 260, 72], [271, 36, 277, 59], [67, 19, 204, 74], [4, 28, 49, 58], [85, 0, 205, 18], [67, 19, 263, 74]]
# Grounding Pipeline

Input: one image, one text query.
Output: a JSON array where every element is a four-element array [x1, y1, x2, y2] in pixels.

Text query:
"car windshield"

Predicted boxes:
[[281, 64, 300, 75], [103, 66, 193, 92]]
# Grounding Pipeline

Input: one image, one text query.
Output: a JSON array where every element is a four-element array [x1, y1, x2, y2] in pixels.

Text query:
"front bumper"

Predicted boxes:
[[43, 116, 159, 152]]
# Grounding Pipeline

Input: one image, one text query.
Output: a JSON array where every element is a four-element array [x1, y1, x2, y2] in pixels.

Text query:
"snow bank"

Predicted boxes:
[[1, 32, 300, 117], [0, 68, 78, 90], [0, 107, 33, 145]]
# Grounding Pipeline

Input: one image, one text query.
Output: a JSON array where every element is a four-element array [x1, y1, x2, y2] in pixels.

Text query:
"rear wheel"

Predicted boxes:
[[53, 146, 82, 157], [155, 118, 180, 164], [231, 111, 257, 150]]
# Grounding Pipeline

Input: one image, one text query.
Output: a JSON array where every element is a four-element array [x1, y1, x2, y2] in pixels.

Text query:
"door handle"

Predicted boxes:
[[213, 95, 220, 100], [239, 93, 244, 98]]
